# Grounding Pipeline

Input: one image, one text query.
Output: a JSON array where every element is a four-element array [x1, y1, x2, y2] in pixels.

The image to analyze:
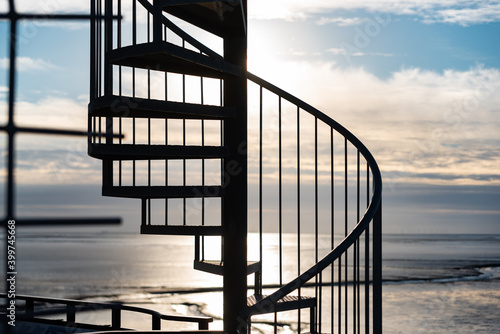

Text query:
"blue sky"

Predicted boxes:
[[1, 0, 499, 234]]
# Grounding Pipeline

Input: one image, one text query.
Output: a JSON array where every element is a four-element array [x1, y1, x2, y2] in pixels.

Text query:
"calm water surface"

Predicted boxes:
[[2, 232, 499, 333]]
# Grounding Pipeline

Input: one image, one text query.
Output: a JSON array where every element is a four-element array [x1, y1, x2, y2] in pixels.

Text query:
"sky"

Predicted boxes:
[[1, 0, 499, 234]]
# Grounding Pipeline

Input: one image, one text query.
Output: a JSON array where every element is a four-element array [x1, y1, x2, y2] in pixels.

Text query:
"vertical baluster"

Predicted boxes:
[[314, 117, 319, 333], [201, 76, 205, 226], [97, 0, 101, 97], [118, 12, 122, 189], [338, 255, 342, 334], [164, 64, 168, 226], [111, 308, 121, 329], [182, 39, 186, 225], [278, 97, 282, 288], [365, 164, 370, 334], [331, 127, 335, 334], [345, 137, 348, 334], [373, 198, 382, 334], [152, 315, 161, 330], [90, 0, 96, 147], [132, 115, 136, 186], [357, 150, 361, 334], [132, 0, 136, 45], [275, 94, 282, 331], [25, 300, 34, 318], [132, 0, 136, 189], [66, 303, 76, 323], [219, 77, 224, 264], [201, 75, 205, 257], [147, 9, 152, 225], [296, 106, 301, 332], [259, 86, 263, 297]]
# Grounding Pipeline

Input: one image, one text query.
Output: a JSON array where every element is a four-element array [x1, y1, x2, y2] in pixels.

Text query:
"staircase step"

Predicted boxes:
[[103, 185, 224, 198], [141, 224, 223, 236], [193, 260, 261, 276], [247, 295, 317, 315], [108, 42, 241, 78], [89, 144, 228, 160], [161, 0, 245, 38], [89, 95, 236, 120]]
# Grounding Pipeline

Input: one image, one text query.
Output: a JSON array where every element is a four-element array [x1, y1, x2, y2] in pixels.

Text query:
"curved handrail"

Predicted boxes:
[[244, 72, 382, 317], [2, 294, 213, 328]]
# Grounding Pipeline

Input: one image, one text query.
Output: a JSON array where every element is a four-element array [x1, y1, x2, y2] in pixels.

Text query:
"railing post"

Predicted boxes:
[[25, 300, 34, 318], [102, 0, 114, 190], [152, 315, 161, 330], [373, 198, 382, 334], [199, 319, 209, 330], [222, 1, 248, 332], [152, 0, 162, 44], [112, 308, 121, 329], [254, 270, 262, 296], [67, 304, 76, 323]]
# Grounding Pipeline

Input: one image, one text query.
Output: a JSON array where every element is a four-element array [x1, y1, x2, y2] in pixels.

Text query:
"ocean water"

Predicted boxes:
[[2, 232, 500, 333]]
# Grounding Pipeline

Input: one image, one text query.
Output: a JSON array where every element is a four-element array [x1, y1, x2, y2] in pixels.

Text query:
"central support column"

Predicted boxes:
[[222, 1, 248, 332]]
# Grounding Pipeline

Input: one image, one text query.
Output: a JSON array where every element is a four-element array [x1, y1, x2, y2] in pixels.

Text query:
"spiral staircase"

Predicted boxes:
[[88, 1, 382, 333]]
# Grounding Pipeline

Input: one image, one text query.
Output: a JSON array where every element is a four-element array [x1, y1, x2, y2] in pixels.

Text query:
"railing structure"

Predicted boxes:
[[0, 2, 123, 334], [244, 73, 382, 333], [87, 1, 383, 334], [0, 294, 213, 331]]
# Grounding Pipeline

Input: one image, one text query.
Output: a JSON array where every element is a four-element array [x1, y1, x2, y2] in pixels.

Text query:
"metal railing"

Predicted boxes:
[[244, 73, 382, 334], [88, 1, 383, 333], [89, 0, 226, 229], [1, 294, 213, 331]]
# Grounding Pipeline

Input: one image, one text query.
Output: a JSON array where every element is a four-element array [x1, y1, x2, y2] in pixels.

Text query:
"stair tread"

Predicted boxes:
[[89, 95, 236, 120], [196, 260, 260, 266], [108, 41, 241, 78], [89, 144, 228, 160], [247, 294, 316, 314], [161, 0, 245, 38], [103, 185, 224, 199], [141, 224, 223, 236], [193, 260, 261, 276], [247, 295, 316, 314]]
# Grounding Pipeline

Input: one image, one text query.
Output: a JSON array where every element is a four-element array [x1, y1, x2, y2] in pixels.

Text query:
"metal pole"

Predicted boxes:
[[223, 1, 248, 332], [373, 199, 382, 334]]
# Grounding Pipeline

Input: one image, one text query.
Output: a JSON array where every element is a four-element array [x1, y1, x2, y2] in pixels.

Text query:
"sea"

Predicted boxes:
[[2, 232, 500, 333]]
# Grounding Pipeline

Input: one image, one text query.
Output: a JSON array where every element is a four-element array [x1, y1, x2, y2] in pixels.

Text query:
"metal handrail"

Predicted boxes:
[[2, 294, 213, 330], [244, 72, 382, 317], [91, 331, 228, 334]]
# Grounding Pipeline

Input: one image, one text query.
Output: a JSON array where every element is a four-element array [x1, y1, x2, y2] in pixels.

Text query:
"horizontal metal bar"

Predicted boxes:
[[91, 331, 227, 334], [89, 143, 229, 160], [0, 13, 121, 20], [141, 224, 223, 236], [0, 125, 123, 138], [103, 185, 224, 199], [3, 218, 121, 226]]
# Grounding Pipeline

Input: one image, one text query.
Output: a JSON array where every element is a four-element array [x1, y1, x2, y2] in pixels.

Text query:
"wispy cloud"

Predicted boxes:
[[317, 17, 368, 26], [327, 48, 395, 57], [250, 56, 500, 185], [250, 0, 500, 26], [0, 57, 59, 72], [425, 3, 500, 25]]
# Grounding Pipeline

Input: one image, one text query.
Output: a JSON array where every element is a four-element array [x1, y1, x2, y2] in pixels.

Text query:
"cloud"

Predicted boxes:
[[0, 57, 59, 72], [249, 0, 500, 26], [317, 17, 368, 26], [327, 48, 395, 57], [425, 3, 500, 26], [249, 55, 500, 186]]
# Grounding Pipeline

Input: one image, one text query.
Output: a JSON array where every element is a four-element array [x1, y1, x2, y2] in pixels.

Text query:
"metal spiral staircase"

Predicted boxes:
[[88, 1, 382, 333]]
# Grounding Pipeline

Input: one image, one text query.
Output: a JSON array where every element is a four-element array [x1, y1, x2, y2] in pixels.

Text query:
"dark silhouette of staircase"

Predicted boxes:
[[89, 1, 382, 333]]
